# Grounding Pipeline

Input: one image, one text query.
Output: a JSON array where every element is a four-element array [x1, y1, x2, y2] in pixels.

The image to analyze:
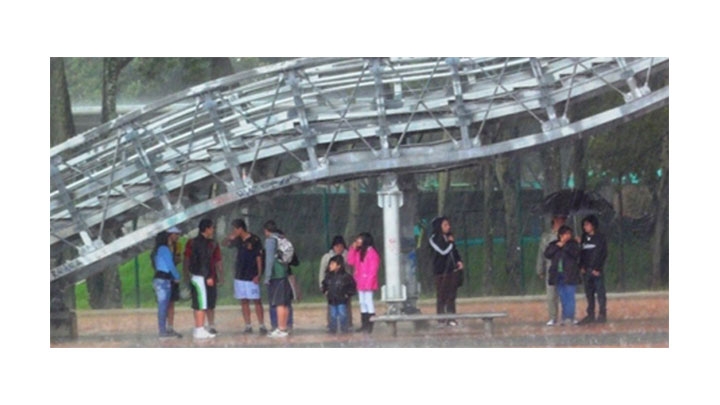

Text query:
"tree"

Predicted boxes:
[[86, 57, 134, 309], [101, 58, 133, 122], [586, 106, 667, 289], [50, 57, 75, 146]]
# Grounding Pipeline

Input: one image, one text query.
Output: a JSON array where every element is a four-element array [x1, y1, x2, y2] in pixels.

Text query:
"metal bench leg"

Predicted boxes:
[[483, 319, 493, 337]]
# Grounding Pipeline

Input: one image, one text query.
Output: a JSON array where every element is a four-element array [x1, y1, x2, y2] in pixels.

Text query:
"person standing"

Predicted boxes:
[[428, 216, 464, 327], [321, 255, 357, 334], [151, 231, 182, 339], [166, 226, 183, 337], [223, 219, 268, 335], [535, 215, 566, 326], [544, 225, 581, 326], [577, 215, 609, 324], [347, 232, 380, 334], [263, 220, 293, 338], [318, 235, 353, 330], [183, 218, 223, 339]]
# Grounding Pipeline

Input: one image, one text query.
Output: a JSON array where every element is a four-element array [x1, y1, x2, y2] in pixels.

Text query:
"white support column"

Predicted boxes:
[[378, 173, 406, 312]]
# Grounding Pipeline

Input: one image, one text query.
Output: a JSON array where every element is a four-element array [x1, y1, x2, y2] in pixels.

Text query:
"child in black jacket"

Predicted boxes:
[[321, 255, 357, 333], [544, 225, 581, 326]]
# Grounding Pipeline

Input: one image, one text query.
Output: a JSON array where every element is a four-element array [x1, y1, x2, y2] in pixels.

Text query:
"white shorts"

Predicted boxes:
[[234, 279, 261, 300]]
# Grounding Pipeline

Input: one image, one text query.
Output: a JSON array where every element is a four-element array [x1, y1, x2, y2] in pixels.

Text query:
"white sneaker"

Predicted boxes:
[[546, 319, 557, 326], [193, 327, 216, 339], [267, 329, 289, 338]]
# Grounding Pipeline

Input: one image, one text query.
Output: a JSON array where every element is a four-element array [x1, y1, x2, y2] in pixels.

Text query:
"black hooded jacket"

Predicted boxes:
[[428, 217, 463, 275], [579, 232, 608, 274], [544, 239, 581, 285], [321, 269, 357, 305]]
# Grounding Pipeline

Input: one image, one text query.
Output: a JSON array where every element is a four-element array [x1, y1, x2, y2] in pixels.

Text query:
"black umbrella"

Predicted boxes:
[[540, 189, 615, 219]]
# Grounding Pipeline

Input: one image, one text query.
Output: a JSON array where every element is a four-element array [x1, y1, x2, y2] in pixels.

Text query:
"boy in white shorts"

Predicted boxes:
[[223, 219, 268, 334]]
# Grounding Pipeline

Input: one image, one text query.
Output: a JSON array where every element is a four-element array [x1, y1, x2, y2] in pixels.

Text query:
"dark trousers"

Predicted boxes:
[[583, 274, 607, 318], [435, 272, 459, 316]]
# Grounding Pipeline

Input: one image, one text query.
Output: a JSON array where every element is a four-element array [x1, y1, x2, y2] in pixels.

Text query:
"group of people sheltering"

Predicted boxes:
[[149, 216, 386, 339], [148, 212, 606, 340], [536, 214, 608, 326]]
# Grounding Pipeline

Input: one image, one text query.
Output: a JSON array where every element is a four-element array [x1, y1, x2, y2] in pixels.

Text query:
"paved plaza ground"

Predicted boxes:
[[50, 291, 668, 348]]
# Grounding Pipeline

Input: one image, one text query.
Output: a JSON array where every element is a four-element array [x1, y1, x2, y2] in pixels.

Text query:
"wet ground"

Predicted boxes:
[[50, 291, 668, 348]]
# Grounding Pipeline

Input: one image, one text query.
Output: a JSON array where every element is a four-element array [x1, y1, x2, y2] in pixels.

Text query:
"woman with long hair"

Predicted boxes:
[[347, 232, 380, 333], [429, 216, 464, 327], [151, 230, 182, 338]]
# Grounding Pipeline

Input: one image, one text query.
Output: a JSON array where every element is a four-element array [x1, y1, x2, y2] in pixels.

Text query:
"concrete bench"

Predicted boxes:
[[370, 312, 508, 337]]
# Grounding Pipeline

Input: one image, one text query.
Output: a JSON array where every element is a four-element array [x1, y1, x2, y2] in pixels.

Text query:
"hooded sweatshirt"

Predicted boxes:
[[579, 232, 608, 274], [428, 217, 463, 275]]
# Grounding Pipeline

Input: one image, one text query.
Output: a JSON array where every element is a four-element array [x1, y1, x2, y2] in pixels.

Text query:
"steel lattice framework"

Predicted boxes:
[[50, 57, 669, 284]]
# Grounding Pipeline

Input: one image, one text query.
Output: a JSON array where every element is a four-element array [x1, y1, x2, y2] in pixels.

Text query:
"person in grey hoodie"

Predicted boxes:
[[263, 220, 293, 338]]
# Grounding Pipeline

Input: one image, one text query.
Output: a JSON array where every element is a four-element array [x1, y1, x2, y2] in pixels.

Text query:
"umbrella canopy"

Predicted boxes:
[[540, 189, 615, 219]]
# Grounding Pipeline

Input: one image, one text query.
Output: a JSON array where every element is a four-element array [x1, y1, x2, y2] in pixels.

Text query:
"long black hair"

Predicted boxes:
[[357, 232, 374, 261], [151, 231, 170, 271], [431, 216, 449, 235]]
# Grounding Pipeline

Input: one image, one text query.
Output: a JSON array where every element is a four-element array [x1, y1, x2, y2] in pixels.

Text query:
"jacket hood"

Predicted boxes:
[[431, 216, 448, 235]]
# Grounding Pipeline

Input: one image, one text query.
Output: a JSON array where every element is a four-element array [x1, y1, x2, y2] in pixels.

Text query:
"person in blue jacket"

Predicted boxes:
[[151, 230, 183, 339]]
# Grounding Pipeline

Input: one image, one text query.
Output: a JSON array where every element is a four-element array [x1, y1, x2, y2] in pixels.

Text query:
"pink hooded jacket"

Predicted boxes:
[[347, 246, 380, 291]]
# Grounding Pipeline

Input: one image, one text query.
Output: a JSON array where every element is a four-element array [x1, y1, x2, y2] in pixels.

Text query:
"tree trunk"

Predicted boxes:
[[616, 176, 625, 291], [87, 58, 133, 309], [101, 57, 133, 122], [495, 152, 523, 294], [344, 180, 361, 238], [437, 170, 450, 216], [651, 130, 669, 288], [481, 161, 495, 295], [86, 221, 124, 309], [541, 144, 563, 195], [570, 137, 588, 190], [50, 57, 75, 146]]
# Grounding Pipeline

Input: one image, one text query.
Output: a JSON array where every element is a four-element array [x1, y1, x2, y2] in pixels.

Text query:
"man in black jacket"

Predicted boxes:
[[577, 215, 608, 324]]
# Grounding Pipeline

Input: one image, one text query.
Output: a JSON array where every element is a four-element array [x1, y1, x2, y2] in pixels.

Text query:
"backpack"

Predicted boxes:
[[272, 234, 295, 264]]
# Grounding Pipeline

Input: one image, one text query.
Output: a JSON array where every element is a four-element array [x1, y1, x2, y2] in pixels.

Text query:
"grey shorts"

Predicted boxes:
[[268, 278, 293, 307]]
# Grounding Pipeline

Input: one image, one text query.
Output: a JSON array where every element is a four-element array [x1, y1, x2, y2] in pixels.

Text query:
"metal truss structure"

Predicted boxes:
[[50, 57, 669, 284]]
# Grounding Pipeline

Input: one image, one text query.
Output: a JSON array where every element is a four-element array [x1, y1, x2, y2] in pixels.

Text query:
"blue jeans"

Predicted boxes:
[[152, 278, 172, 334], [557, 282, 577, 321], [329, 303, 349, 332], [270, 303, 293, 329]]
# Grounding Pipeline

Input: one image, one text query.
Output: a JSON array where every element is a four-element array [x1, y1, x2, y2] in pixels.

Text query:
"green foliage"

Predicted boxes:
[[585, 106, 668, 188]]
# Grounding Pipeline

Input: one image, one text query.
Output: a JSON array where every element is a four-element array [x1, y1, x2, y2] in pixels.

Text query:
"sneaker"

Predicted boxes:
[[259, 325, 268, 335], [158, 331, 176, 339], [562, 319, 576, 326], [243, 326, 253, 334], [545, 319, 557, 326], [193, 327, 216, 339], [447, 320, 458, 327], [596, 316, 607, 323], [206, 326, 218, 335], [166, 328, 183, 338], [576, 316, 595, 325], [267, 329, 289, 338]]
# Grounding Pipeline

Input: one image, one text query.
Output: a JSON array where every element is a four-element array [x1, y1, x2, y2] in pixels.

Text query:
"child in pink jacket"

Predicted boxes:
[[347, 232, 380, 334]]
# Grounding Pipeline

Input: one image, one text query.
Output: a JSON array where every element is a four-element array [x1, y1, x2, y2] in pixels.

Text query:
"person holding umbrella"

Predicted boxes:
[[577, 215, 608, 324]]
